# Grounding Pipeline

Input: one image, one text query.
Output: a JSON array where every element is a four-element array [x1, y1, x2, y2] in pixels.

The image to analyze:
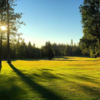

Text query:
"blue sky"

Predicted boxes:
[[14, 0, 84, 47]]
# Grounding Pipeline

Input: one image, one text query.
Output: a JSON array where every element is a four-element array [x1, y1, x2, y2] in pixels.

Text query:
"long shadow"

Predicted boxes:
[[0, 64, 2, 73], [73, 74, 100, 85], [78, 84, 100, 99], [10, 59, 41, 61], [8, 63, 66, 100], [55, 56, 90, 58], [0, 76, 27, 100], [32, 71, 62, 81], [53, 60, 98, 61]]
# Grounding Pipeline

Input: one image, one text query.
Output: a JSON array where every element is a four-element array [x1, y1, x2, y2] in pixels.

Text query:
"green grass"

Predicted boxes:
[[0, 56, 100, 100]]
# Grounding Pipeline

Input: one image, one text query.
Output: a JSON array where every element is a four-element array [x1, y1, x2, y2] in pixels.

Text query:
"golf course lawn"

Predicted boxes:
[[0, 56, 100, 100]]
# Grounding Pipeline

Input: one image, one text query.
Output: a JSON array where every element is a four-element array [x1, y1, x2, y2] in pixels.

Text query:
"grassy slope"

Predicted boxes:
[[0, 57, 100, 100]]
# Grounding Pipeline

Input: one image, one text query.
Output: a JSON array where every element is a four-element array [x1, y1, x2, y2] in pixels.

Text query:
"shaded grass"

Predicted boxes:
[[0, 56, 100, 100], [8, 63, 64, 100]]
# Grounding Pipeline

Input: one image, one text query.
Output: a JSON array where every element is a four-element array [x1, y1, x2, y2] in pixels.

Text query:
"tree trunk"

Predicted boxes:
[[7, 0, 11, 63], [0, 9, 3, 65], [0, 34, 2, 65]]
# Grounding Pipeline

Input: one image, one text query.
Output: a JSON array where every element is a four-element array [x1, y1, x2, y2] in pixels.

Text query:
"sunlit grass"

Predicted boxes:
[[0, 56, 100, 100]]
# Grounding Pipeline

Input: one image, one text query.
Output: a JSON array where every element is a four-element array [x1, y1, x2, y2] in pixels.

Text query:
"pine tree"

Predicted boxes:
[[0, 0, 6, 65], [7, 0, 24, 63], [41, 42, 54, 60]]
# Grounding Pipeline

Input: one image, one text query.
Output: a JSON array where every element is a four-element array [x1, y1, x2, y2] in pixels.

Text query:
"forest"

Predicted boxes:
[[1, 39, 84, 59], [0, 0, 100, 61]]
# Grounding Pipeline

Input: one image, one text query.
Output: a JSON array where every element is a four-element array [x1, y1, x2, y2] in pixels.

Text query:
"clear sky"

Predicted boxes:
[[14, 0, 84, 47]]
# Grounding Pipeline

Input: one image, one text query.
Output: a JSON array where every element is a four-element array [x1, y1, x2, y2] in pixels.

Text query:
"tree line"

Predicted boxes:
[[51, 40, 83, 57], [1, 39, 88, 60]]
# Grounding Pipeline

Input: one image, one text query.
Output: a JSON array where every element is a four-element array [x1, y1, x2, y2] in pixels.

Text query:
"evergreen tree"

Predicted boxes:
[[0, 0, 6, 65], [79, 0, 100, 57], [41, 42, 54, 60]]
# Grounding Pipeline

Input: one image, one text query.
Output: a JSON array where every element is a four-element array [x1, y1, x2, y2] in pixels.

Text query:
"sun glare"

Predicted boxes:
[[1, 26, 6, 31]]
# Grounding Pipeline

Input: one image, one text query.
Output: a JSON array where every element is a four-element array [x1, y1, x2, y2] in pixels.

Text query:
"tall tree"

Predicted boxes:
[[6, 0, 25, 63], [79, 0, 100, 57], [7, 0, 11, 63], [0, 0, 6, 65]]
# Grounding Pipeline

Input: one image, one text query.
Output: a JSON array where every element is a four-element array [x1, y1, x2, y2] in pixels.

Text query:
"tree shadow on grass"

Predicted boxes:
[[69, 74, 100, 99], [0, 76, 27, 100], [39, 68, 53, 71], [53, 56, 98, 61], [73, 74, 100, 85], [78, 84, 100, 99], [32, 70, 62, 81], [0, 64, 2, 73], [8, 63, 67, 100], [55, 56, 91, 58], [11, 58, 41, 61]]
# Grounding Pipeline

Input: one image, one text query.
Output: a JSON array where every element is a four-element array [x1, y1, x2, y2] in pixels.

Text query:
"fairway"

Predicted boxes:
[[0, 57, 100, 100]]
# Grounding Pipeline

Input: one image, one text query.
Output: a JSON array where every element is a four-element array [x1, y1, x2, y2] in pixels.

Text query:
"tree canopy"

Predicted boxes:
[[79, 0, 100, 57], [0, 0, 25, 64]]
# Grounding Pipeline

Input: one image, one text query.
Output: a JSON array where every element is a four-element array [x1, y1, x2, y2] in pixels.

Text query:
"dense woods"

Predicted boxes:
[[1, 39, 86, 59]]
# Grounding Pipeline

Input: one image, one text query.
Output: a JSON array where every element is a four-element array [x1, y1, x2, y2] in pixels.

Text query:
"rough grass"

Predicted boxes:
[[0, 56, 100, 100]]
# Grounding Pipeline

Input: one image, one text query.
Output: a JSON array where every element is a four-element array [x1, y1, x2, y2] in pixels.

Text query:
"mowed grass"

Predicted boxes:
[[0, 56, 100, 100]]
